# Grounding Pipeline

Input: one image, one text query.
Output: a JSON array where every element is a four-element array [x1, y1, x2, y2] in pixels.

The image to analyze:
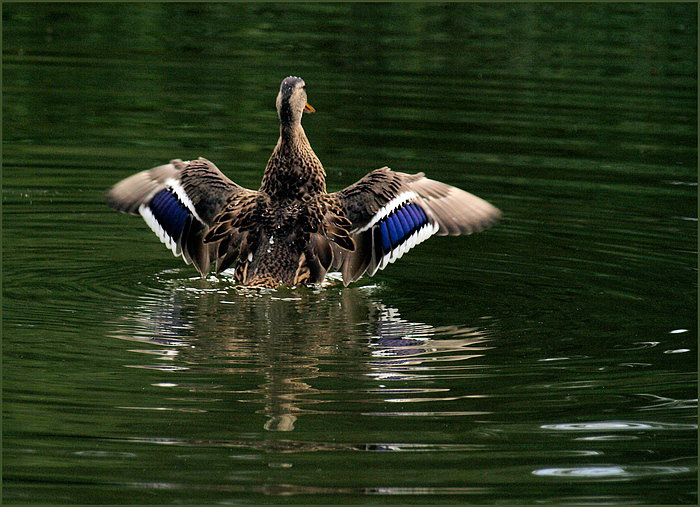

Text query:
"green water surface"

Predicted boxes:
[[3, 3, 697, 504]]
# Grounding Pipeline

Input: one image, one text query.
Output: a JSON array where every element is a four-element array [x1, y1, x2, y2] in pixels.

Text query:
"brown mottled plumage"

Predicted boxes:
[[107, 76, 501, 287]]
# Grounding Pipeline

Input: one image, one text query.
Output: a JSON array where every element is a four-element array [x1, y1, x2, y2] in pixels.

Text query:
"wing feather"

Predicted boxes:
[[107, 158, 252, 276], [334, 167, 500, 285]]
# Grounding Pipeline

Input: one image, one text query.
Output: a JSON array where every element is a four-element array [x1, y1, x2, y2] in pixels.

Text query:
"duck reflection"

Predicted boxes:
[[110, 272, 493, 431]]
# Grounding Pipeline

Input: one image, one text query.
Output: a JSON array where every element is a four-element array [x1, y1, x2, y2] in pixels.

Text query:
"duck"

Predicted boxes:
[[107, 76, 501, 288]]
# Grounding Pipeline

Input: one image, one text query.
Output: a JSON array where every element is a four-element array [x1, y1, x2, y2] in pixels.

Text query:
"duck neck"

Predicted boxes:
[[260, 124, 327, 199]]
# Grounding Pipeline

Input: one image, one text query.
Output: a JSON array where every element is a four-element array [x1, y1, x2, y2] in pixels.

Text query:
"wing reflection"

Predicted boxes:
[[109, 271, 494, 431]]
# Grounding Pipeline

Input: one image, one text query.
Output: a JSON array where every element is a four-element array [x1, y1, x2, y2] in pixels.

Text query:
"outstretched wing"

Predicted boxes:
[[106, 157, 254, 276], [334, 167, 501, 285]]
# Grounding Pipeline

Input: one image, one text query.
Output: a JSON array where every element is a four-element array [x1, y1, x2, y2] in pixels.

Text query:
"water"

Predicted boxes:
[[3, 3, 697, 504]]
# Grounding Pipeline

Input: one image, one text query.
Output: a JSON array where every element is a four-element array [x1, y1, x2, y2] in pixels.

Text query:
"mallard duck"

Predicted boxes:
[[107, 76, 500, 287]]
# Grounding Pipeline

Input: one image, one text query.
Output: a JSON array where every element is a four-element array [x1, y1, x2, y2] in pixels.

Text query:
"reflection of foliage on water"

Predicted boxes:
[[110, 271, 493, 431]]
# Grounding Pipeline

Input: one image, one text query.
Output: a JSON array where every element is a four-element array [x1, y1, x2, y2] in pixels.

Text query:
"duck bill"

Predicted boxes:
[[304, 103, 315, 113]]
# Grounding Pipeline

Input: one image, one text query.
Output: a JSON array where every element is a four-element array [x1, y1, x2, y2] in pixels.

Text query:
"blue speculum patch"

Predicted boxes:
[[387, 214, 401, 245], [378, 203, 430, 253], [150, 189, 188, 240]]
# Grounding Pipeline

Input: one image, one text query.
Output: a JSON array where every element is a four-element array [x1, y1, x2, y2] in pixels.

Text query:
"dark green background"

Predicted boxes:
[[3, 3, 697, 504]]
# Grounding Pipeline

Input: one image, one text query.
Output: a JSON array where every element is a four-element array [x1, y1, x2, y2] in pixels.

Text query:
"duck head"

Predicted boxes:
[[276, 76, 315, 128]]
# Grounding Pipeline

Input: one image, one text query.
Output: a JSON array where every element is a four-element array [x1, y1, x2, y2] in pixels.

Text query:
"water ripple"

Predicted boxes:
[[533, 465, 694, 479], [541, 421, 698, 431]]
